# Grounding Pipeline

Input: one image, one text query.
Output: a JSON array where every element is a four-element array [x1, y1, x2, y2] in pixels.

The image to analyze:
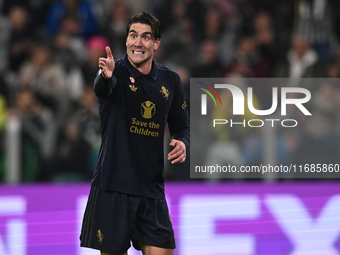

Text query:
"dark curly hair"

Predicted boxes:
[[126, 11, 161, 40]]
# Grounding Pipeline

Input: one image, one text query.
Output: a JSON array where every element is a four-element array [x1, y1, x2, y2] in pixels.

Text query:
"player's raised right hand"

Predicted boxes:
[[98, 46, 115, 79]]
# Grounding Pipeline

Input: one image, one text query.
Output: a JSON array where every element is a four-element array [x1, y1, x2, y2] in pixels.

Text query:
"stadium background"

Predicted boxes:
[[0, 0, 340, 254]]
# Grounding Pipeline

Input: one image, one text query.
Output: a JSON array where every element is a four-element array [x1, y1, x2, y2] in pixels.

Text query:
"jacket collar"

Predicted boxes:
[[123, 54, 157, 80]]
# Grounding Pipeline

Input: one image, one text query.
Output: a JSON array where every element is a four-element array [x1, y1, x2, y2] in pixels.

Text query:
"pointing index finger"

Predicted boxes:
[[106, 46, 113, 60]]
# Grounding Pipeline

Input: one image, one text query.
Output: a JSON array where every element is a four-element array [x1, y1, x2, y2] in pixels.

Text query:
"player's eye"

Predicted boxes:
[[130, 34, 137, 39], [143, 34, 152, 41]]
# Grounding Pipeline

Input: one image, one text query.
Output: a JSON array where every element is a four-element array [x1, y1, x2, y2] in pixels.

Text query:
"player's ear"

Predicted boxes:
[[126, 33, 130, 46], [153, 38, 161, 51]]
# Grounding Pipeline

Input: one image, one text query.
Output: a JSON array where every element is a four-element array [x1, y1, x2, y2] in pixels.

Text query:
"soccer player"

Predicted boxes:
[[80, 12, 189, 255]]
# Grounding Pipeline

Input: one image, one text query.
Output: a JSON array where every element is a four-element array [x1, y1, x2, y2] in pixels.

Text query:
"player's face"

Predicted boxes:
[[126, 23, 160, 72]]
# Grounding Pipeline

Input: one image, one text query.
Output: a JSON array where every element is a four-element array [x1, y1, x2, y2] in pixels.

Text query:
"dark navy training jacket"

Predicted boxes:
[[92, 54, 189, 198]]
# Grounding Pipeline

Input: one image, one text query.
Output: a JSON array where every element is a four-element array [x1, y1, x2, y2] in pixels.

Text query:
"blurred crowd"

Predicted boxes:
[[0, 0, 340, 182]]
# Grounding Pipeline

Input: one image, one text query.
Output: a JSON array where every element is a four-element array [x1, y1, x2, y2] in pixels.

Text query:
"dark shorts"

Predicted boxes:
[[80, 185, 175, 254]]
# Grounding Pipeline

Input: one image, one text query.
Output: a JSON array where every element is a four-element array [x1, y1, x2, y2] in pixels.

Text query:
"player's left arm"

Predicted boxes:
[[167, 74, 189, 164]]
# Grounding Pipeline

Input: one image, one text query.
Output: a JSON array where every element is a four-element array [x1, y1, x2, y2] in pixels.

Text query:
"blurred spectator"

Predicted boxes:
[[85, 0, 106, 26], [248, 12, 280, 110], [100, 0, 148, 20], [253, 11, 278, 67], [251, 0, 294, 59], [74, 87, 101, 172], [203, 5, 224, 40], [159, 1, 197, 68], [0, 74, 9, 103], [202, 4, 236, 66], [53, 117, 91, 182], [191, 39, 223, 77], [274, 34, 326, 79], [330, 0, 340, 47], [3, 0, 50, 34], [184, 0, 206, 35], [10, 87, 57, 182], [207, 1, 245, 67], [151, 0, 179, 32], [53, 31, 85, 104], [224, 33, 271, 78], [328, 46, 340, 78], [150, 0, 206, 41], [82, 35, 110, 87], [294, 0, 336, 64], [46, 0, 99, 39], [19, 44, 68, 120], [0, 76, 8, 181], [53, 31, 81, 67], [252, 0, 340, 65], [8, 6, 33, 73], [0, 8, 10, 73], [102, 1, 131, 58]]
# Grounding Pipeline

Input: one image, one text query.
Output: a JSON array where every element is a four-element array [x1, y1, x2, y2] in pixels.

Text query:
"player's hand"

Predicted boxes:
[[98, 46, 115, 79], [168, 139, 186, 164]]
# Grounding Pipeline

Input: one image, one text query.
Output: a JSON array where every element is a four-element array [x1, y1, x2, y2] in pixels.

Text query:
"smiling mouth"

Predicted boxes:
[[132, 50, 145, 55]]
